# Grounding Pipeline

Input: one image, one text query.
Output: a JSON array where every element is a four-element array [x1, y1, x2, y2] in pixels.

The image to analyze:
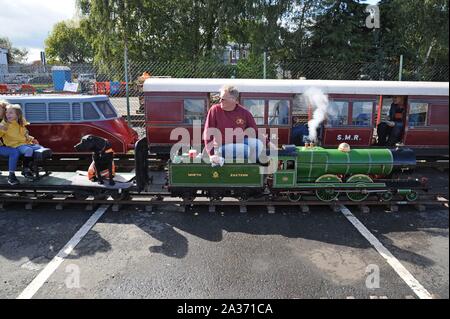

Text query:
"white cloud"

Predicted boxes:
[[0, 0, 77, 62]]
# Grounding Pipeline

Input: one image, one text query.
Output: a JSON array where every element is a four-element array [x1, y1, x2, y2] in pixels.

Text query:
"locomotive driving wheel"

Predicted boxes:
[[346, 174, 373, 202], [287, 192, 302, 202], [405, 191, 419, 202], [208, 191, 223, 202], [380, 191, 393, 202], [111, 190, 131, 201], [315, 175, 342, 202]]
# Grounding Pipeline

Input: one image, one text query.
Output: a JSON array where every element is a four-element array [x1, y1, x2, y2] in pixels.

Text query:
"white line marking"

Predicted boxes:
[[17, 205, 110, 299], [339, 205, 433, 300], [437, 196, 449, 208]]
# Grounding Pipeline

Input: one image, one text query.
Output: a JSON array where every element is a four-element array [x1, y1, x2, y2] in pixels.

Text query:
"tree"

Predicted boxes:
[[0, 37, 29, 64], [307, 0, 375, 62], [45, 20, 93, 64], [280, 0, 322, 60], [77, 0, 232, 66], [379, 0, 449, 65]]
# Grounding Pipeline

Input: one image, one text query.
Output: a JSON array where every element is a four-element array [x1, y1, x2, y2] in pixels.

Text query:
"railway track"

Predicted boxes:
[[4, 156, 447, 173], [1, 190, 447, 213]]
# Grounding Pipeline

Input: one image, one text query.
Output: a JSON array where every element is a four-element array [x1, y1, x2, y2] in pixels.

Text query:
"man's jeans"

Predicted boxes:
[[219, 137, 264, 162]]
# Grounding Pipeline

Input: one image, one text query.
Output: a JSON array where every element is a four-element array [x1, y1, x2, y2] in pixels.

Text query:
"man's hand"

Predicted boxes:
[[387, 121, 395, 128]]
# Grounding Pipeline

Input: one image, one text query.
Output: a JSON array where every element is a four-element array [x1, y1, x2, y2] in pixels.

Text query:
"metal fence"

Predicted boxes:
[[1, 59, 448, 133]]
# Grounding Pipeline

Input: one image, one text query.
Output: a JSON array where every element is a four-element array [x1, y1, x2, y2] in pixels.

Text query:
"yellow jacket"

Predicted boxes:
[[0, 120, 34, 148]]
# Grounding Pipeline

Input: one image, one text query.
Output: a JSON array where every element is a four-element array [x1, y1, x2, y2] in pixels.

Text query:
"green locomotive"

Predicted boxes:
[[165, 144, 421, 203]]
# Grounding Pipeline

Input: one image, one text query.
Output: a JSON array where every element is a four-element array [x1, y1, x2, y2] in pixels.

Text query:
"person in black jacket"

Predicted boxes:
[[377, 96, 406, 146]]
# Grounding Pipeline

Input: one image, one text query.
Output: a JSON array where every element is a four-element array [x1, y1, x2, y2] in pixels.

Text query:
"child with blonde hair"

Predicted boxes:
[[0, 100, 21, 185], [0, 104, 45, 181]]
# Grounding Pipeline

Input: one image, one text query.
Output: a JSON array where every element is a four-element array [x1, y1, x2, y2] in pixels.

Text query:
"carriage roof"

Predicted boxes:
[[0, 94, 110, 102], [144, 78, 449, 96]]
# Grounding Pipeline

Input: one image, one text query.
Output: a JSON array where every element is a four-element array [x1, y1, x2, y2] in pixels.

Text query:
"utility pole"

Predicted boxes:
[[123, 1, 131, 126], [124, 35, 130, 125], [398, 54, 403, 81], [263, 51, 267, 79]]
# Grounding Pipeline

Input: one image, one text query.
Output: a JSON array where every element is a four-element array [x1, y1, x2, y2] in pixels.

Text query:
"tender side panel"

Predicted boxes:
[[169, 163, 263, 187]]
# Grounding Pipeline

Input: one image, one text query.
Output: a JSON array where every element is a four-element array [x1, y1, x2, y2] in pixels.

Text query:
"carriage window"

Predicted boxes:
[[209, 93, 220, 106], [380, 98, 393, 121], [293, 94, 308, 115], [352, 101, 373, 126], [48, 103, 71, 122], [72, 103, 82, 121], [328, 101, 349, 126], [243, 99, 265, 125], [24, 103, 47, 122], [96, 100, 117, 119], [184, 99, 205, 124], [409, 103, 428, 127], [83, 102, 100, 120], [268, 100, 290, 125]]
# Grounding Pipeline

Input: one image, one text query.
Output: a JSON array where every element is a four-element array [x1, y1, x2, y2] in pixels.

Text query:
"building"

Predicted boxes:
[[222, 43, 250, 65]]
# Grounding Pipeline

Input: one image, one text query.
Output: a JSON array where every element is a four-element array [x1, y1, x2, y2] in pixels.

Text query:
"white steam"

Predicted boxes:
[[305, 87, 331, 143]]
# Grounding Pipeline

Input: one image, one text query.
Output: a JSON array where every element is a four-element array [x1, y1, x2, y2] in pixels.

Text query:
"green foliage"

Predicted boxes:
[[307, 0, 375, 62], [0, 37, 29, 64], [39, 0, 447, 80], [236, 53, 276, 78], [379, 0, 449, 64], [45, 20, 93, 64]]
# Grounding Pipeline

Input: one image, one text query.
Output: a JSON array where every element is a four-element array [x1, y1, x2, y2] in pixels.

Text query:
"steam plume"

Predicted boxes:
[[305, 87, 331, 143]]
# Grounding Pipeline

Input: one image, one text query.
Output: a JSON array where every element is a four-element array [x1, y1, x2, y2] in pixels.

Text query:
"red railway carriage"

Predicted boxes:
[[0, 95, 138, 154], [143, 78, 449, 157]]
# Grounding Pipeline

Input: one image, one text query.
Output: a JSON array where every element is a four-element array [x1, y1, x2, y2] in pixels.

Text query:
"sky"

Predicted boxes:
[[0, 0, 379, 63], [0, 0, 77, 62]]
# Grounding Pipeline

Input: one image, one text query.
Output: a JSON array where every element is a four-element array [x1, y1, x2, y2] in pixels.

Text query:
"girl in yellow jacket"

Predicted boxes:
[[0, 104, 44, 180], [0, 101, 21, 185]]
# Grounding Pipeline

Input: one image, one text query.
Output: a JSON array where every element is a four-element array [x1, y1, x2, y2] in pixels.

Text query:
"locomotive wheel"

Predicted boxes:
[[111, 191, 131, 201], [182, 192, 196, 202], [208, 191, 223, 202], [380, 191, 393, 202], [238, 192, 250, 201], [287, 192, 302, 202], [315, 175, 342, 202], [73, 191, 89, 200], [405, 191, 419, 202], [346, 174, 373, 202]]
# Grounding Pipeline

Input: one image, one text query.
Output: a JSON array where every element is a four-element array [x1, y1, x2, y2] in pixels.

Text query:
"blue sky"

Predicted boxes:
[[0, 0, 379, 63]]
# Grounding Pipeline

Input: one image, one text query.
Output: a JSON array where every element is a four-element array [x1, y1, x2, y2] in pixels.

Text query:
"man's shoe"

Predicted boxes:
[[8, 174, 20, 186], [22, 170, 35, 180]]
